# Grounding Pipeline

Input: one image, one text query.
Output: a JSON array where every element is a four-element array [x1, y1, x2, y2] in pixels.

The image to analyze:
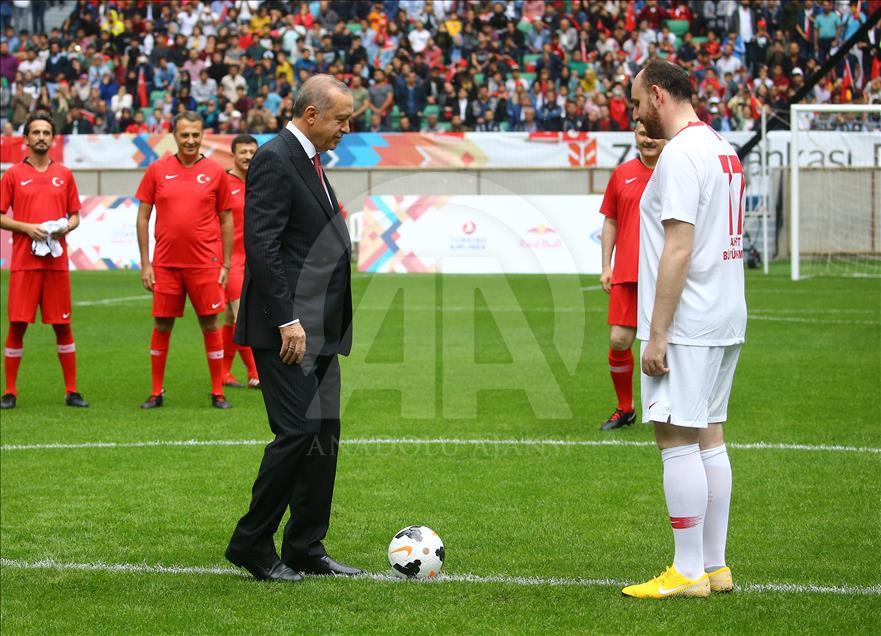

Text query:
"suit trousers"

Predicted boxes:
[[228, 349, 341, 564]]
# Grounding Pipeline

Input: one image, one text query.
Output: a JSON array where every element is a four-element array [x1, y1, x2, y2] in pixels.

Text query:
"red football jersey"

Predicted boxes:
[[135, 154, 231, 268], [0, 159, 80, 272], [599, 157, 653, 284], [224, 170, 246, 272]]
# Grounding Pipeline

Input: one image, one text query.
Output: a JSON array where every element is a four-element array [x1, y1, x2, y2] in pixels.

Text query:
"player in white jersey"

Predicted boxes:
[[621, 60, 746, 599]]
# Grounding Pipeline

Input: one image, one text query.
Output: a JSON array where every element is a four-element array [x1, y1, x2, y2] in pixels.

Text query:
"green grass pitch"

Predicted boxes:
[[1, 266, 879, 634]]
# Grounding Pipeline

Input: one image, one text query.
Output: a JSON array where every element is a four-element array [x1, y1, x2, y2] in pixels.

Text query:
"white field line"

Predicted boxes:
[[1, 437, 879, 454], [747, 308, 879, 315], [353, 304, 879, 325], [1, 558, 878, 596], [72, 294, 878, 325], [747, 314, 880, 326], [74, 295, 151, 306]]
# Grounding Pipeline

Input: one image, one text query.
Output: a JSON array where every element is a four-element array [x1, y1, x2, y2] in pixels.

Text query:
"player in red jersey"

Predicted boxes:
[[597, 120, 666, 430], [221, 134, 261, 390], [0, 113, 89, 409], [135, 111, 234, 409]]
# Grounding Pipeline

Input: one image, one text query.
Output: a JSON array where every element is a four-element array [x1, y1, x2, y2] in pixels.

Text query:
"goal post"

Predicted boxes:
[[789, 104, 881, 281]]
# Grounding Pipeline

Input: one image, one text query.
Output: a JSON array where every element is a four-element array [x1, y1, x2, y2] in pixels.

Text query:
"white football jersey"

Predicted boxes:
[[637, 122, 747, 346]]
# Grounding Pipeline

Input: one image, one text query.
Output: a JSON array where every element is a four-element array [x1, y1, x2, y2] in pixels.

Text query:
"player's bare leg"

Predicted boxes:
[[601, 324, 637, 430], [198, 313, 231, 409], [699, 423, 733, 592]]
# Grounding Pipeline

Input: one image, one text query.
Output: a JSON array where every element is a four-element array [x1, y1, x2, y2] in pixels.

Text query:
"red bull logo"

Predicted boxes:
[[521, 225, 562, 249]]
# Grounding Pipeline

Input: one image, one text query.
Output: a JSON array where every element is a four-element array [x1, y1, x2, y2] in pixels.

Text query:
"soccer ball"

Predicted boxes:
[[387, 525, 445, 579]]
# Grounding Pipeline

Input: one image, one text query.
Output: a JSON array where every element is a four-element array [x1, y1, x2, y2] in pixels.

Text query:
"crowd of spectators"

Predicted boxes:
[[1, 0, 879, 138]]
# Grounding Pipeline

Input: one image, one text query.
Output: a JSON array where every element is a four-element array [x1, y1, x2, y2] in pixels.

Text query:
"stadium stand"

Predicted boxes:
[[1, 0, 880, 136]]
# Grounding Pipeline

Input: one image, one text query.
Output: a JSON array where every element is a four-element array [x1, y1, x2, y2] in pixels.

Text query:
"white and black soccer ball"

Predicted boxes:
[[387, 525, 445, 579]]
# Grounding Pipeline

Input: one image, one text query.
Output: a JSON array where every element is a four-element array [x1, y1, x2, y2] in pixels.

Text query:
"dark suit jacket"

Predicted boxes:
[[235, 127, 352, 360]]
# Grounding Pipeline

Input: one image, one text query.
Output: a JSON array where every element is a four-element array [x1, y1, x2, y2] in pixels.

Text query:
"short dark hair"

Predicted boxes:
[[25, 111, 55, 136], [231, 134, 258, 152], [640, 59, 693, 102], [172, 110, 203, 133]]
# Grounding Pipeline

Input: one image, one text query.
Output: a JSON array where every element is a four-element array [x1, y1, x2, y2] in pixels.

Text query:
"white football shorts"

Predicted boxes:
[[640, 342, 741, 428]]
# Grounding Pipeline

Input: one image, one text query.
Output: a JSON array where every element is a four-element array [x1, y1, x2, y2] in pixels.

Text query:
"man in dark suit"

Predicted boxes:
[[225, 74, 358, 583]]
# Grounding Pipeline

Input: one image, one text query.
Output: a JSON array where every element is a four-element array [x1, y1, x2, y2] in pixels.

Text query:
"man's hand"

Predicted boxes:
[[140, 263, 155, 291], [218, 265, 229, 286], [23, 223, 49, 241], [600, 267, 613, 294], [279, 322, 306, 365], [641, 335, 669, 376]]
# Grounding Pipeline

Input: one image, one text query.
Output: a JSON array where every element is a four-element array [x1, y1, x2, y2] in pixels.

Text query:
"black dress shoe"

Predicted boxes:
[[289, 555, 364, 576], [212, 394, 232, 409], [0, 393, 16, 409], [65, 392, 90, 407], [225, 548, 304, 582]]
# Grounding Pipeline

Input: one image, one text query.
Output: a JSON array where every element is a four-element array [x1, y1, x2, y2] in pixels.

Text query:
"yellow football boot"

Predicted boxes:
[[707, 566, 734, 593], [621, 565, 710, 599]]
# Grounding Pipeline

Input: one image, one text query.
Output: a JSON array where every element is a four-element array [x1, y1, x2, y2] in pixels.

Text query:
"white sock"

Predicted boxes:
[[701, 444, 732, 571], [661, 444, 707, 581]]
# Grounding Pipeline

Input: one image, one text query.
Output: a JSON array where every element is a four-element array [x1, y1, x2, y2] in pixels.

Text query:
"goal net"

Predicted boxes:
[[790, 104, 881, 280]]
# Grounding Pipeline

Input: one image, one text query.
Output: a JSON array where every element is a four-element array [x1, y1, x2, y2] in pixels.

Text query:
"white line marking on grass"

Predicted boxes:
[[749, 308, 879, 315], [2, 558, 879, 596], [352, 305, 878, 325], [581, 285, 603, 291], [0, 558, 238, 577], [748, 314, 880, 326], [1, 438, 879, 454], [354, 305, 603, 314], [74, 295, 151, 307]]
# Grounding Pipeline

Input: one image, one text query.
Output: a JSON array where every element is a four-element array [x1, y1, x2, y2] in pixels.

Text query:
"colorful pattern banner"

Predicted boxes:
[[1, 196, 148, 270], [3, 131, 877, 172], [358, 195, 605, 274]]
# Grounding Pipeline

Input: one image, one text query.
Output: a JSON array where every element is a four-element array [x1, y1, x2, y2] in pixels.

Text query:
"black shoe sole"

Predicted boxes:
[[600, 413, 637, 431]]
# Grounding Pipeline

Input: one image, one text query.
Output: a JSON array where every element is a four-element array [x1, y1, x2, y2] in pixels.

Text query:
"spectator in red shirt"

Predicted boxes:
[[638, 0, 668, 30], [771, 63, 791, 91], [125, 110, 150, 133]]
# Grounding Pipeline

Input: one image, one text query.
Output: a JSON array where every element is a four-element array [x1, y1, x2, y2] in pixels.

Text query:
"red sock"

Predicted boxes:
[[53, 323, 77, 394], [4, 322, 27, 396], [203, 328, 224, 396], [150, 329, 171, 396], [609, 347, 634, 412], [238, 345, 258, 380], [221, 324, 236, 377], [232, 321, 259, 380]]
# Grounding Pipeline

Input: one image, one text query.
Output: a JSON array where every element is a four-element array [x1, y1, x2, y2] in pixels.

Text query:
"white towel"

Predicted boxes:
[[31, 217, 69, 258]]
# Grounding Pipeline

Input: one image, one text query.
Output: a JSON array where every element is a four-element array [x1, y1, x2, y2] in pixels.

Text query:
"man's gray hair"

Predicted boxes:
[[172, 110, 204, 133], [292, 74, 350, 117]]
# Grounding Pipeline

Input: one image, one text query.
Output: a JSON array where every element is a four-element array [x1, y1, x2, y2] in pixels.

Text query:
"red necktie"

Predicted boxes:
[[312, 153, 332, 206], [312, 152, 324, 182]]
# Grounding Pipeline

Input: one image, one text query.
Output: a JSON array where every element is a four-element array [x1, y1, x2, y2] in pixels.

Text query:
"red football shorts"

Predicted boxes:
[[225, 267, 244, 303], [152, 266, 226, 317], [7, 270, 72, 324], [608, 282, 638, 328]]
